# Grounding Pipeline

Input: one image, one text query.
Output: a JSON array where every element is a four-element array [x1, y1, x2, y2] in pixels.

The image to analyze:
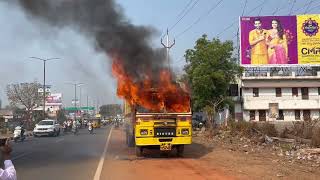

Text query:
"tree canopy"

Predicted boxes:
[[184, 35, 242, 112], [99, 104, 122, 117], [6, 82, 42, 121]]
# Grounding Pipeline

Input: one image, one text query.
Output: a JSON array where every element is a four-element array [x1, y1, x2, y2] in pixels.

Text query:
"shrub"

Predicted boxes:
[[311, 127, 320, 147]]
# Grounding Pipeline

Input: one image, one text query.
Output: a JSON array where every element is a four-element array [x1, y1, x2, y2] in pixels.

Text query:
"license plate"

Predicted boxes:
[[160, 143, 172, 151]]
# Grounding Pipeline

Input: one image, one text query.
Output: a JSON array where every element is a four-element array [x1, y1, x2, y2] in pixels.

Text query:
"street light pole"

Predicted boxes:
[[29, 57, 60, 119], [66, 82, 84, 121]]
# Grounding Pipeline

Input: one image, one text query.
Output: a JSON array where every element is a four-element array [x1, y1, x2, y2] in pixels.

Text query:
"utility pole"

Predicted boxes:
[[66, 82, 84, 121], [29, 57, 60, 119], [87, 95, 89, 116], [161, 28, 175, 70]]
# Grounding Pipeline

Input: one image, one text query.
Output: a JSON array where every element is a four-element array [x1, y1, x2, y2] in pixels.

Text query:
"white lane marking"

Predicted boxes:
[[12, 152, 32, 161], [55, 138, 64, 143], [93, 127, 113, 180]]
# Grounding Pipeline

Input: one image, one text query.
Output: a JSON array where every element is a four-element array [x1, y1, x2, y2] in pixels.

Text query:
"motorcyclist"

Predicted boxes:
[[20, 123, 25, 139], [88, 121, 93, 134], [72, 120, 78, 135]]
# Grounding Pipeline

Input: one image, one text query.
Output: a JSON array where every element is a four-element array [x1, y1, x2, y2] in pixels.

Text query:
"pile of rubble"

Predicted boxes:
[[194, 127, 320, 167]]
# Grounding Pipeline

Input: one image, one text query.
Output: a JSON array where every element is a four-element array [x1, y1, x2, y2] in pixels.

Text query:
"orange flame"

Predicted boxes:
[[111, 55, 190, 113]]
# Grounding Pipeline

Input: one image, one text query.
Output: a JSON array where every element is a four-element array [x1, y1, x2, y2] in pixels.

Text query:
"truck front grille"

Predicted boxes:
[[154, 128, 176, 137]]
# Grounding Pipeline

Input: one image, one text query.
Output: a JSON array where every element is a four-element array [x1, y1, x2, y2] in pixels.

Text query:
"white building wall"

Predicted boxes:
[[243, 87, 320, 110]]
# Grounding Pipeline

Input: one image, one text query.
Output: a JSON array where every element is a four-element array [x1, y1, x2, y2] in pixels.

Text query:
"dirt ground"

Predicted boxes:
[[101, 128, 320, 180]]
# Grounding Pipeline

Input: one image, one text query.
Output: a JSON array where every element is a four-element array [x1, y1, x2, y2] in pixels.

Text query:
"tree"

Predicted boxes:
[[6, 82, 42, 127], [99, 104, 122, 118], [184, 35, 242, 129]]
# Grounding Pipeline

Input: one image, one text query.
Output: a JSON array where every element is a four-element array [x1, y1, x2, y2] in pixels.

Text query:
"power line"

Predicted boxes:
[[272, 1, 288, 15], [168, 0, 200, 32], [304, 0, 313, 14], [241, 0, 248, 16], [289, 0, 296, 15], [214, 0, 265, 38], [175, 0, 225, 39]]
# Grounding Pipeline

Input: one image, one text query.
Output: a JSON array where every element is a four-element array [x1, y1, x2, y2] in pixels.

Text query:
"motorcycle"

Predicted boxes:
[[13, 126, 26, 142], [88, 124, 93, 134], [72, 126, 78, 135]]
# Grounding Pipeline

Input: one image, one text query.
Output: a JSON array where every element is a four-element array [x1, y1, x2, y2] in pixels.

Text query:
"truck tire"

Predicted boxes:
[[135, 146, 143, 157], [177, 145, 185, 157]]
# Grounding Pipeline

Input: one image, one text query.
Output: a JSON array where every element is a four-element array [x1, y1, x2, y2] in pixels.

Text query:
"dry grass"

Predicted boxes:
[[228, 120, 277, 137], [311, 127, 320, 147]]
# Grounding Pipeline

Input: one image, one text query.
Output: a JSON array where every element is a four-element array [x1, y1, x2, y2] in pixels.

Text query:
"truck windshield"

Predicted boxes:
[[38, 121, 54, 125]]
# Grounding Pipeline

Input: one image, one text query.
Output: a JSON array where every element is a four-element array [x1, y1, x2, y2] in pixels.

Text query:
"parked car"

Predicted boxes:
[[33, 119, 61, 137]]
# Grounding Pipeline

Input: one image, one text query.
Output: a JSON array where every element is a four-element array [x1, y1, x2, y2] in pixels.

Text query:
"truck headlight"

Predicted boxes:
[[140, 129, 148, 135], [181, 129, 189, 135], [48, 127, 54, 131]]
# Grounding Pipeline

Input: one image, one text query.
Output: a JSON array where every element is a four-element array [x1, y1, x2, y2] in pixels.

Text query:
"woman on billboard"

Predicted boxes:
[[266, 19, 288, 64]]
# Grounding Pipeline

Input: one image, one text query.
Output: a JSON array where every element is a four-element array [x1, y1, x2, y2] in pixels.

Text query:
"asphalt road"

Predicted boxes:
[[11, 126, 111, 180]]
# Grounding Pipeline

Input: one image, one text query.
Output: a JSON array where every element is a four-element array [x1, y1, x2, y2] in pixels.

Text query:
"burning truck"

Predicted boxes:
[[113, 57, 192, 157]]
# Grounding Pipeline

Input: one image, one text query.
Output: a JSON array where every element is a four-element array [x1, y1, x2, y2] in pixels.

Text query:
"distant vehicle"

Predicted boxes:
[[192, 118, 205, 129], [33, 120, 61, 137], [13, 126, 26, 142]]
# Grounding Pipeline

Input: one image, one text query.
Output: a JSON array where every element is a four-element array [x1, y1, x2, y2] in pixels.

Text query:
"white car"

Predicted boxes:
[[33, 120, 61, 137]]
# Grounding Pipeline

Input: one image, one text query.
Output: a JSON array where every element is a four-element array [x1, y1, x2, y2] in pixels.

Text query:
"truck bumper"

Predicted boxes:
[[135, 136, 192, 146]]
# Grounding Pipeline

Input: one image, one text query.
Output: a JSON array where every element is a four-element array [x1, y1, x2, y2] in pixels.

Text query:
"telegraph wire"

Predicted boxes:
[[175, 0, 225, 39], [214, 0, 265, 38], [168, 0, 201, 32], [304, 0, 313, 14], [289, 0, 296, 15]]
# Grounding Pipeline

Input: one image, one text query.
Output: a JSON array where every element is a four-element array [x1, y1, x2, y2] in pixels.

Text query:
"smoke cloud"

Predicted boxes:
[[17, 0, 167, 83]]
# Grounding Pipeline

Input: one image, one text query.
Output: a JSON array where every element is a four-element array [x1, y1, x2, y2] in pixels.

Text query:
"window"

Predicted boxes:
[[249, 111, 255, 120], [228, 84, 239, 96], [276, 88, 282, 97], [301, 87, 309, 100], [276, 110, 284, 120], [295, 110, 300, 120], [253, 88, 259, 97], [292, 88, 298, 97], [259, 110, 266, 121], [303, 110, 311, 121]]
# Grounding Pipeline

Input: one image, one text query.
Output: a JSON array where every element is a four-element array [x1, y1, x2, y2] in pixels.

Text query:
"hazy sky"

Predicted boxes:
[[0, 0, 319, 107]]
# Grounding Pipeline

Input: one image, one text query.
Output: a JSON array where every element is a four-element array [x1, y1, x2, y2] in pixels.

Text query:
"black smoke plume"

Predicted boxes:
[[17, 0, 166, 82]]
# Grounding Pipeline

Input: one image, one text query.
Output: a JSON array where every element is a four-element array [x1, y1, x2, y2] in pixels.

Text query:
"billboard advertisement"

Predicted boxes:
[[240, 14, 320, 65], [46, 93, 62, 106]]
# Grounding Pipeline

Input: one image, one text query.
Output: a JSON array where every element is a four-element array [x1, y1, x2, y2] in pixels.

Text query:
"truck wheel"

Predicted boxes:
[[135, 146, 143, 157], [177, 145, 185, 157]]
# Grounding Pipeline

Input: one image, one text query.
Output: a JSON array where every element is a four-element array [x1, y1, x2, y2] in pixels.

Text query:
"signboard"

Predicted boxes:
[[240, 14, 320, 66], [46, 93, 62, 106]]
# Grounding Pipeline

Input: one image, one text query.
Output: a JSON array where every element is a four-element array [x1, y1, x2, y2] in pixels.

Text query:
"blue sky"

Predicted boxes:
[[117, 0, 320, 69], [0, 0, 319, 107]]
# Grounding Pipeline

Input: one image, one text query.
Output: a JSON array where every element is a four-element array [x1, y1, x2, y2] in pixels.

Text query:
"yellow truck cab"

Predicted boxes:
[[124, 102, 192, 157]]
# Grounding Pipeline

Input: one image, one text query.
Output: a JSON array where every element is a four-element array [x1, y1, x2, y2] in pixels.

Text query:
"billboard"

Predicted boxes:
[[240, 15, 320, 65], [46, 93, 62, 106]]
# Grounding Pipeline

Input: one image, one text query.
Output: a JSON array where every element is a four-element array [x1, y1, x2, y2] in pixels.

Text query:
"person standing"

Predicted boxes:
[[266, 19, 288, 64], [0, 139, 17, 180], [249, 18, 268, 64]]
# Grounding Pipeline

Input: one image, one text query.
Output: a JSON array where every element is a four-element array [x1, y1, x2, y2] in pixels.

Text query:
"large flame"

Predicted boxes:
[[111, 55, 190, 113]]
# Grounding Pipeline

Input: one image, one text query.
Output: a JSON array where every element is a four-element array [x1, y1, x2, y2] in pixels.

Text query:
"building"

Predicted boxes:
[[234, 68, 320, 122]]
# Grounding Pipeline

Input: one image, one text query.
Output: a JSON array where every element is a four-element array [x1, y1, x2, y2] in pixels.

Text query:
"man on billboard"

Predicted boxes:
[[249, 18, 268, 64]]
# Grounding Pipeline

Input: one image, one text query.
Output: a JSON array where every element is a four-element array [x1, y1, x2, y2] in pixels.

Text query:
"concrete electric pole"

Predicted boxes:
[[161, 29, 175, 70]]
